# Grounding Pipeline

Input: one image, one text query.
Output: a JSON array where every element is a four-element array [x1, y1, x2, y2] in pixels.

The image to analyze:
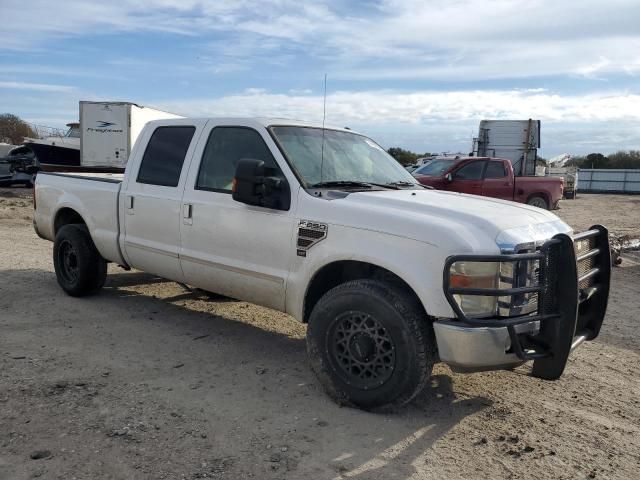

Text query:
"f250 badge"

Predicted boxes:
[[296, 220, 327, 257]]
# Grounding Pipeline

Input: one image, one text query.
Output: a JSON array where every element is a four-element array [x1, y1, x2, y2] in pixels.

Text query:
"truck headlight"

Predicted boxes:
[[447, 258, 540, 319], [449, 261, 499, 318]]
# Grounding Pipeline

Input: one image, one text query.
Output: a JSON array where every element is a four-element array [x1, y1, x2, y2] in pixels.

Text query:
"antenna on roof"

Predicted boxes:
[[319, 73, 327, 184]]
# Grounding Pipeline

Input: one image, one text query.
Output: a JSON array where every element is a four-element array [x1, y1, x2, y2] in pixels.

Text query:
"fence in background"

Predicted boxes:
[[578, 169, 640, 194]]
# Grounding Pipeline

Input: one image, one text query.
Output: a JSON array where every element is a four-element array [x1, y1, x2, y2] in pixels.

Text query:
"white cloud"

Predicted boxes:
[[153, 88, 640, 155], [1, 84, 636, 155], [156, 89, 640, 125], [2, 1, 640, 81], [0, 81, 74, 92], [2, 1, 639, 156]]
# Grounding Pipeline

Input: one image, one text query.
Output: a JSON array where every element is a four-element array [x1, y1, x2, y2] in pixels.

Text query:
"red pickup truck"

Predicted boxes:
[[413, 157, 563, 210]]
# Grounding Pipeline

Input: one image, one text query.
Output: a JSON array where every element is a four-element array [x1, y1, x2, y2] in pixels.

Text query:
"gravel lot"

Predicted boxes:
[[1, 188, 639, 480]]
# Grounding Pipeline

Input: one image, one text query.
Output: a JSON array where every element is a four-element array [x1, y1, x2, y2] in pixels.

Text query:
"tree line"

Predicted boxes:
[[386, 147, 433, 166], [565, 151, 640, 169]]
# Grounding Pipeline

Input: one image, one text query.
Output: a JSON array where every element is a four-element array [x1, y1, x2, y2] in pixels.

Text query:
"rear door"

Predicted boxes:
[[448, 160, 486, 195], [179, 122, 297, 311], [121, 121, 204, 282], [481, 160, 514, 200]]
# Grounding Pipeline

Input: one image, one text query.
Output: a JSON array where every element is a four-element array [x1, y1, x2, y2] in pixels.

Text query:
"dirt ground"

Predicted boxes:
[[1, 188, 639, 480]]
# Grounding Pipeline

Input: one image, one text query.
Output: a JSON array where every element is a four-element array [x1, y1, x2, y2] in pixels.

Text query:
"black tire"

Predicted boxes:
[[306, 279, 437, 410], [53, 224, 107, 297], [527, 195, 549, 210]]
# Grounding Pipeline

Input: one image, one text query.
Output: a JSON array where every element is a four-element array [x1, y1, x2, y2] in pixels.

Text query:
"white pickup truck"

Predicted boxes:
[[34, 118, 611, 409]]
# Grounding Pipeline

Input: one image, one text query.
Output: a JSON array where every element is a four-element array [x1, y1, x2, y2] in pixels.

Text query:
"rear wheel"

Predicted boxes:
[[306, 279, 436, 410], [527, 195, 549, 210], [53, 224, 107, 297]]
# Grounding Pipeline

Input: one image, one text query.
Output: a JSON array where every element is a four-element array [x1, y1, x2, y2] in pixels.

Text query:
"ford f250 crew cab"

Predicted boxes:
[[33, 118, 611, 410], [413, 156, 564, 209]]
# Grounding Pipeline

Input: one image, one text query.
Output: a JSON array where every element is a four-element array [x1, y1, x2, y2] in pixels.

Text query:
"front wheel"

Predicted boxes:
[[306, 279, 437, 410], [53, 224, 107, 297]]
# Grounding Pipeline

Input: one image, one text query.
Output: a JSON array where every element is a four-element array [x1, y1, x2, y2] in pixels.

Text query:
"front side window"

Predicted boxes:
[[270, 126, 417, 187], [137, 126, 195, 187], [196, 127, 280, 192], [453, 161, 485, 180]]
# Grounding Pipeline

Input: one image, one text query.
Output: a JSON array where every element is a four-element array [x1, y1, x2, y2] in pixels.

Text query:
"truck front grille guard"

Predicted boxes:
[[443, 225, 611, 365]]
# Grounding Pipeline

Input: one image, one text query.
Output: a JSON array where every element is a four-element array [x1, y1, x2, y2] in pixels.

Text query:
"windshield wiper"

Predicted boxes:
[[310, 180, 389, 189], [384, 181, 432, 189]]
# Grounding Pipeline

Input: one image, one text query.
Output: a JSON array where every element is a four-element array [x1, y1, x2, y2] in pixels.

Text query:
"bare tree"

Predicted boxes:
[[0, 114, 37, 145]]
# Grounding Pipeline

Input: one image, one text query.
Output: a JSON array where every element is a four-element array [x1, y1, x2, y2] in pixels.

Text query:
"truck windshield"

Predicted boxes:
[[414, 159, 457, 176], [270, 126, 419, 188]]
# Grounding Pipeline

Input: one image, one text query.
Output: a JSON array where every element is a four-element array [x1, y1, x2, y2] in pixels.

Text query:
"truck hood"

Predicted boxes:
[[333, 188, 572, 252]]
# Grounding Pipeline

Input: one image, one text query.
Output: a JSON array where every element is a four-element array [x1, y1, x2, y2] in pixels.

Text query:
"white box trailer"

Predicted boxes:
[[472, 119, 540, 176], [80, 101, 183, 169]]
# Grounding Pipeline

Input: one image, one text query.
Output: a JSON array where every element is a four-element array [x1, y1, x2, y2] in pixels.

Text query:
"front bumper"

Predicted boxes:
[[434, 225, 611, 378]]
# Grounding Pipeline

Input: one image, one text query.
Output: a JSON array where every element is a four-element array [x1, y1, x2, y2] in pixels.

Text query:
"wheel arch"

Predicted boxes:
[[302, 260, 429, 323], [53, 207, 86, 235]]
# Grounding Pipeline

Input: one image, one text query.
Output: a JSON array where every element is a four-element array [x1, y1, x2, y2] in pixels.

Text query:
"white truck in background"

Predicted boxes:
[[33, 117, 611, 410], [80, 101, 183, 170]]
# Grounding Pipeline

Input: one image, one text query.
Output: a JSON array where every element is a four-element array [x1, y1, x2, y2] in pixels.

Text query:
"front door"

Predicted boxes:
[[448, 160, 486, 195], [179, 124, 296, 311], [121, 123, 202, 282]]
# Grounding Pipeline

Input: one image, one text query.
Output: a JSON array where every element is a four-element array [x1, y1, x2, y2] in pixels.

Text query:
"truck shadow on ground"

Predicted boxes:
[[104, 271, 494, 478], [3, 268, 493, 479]]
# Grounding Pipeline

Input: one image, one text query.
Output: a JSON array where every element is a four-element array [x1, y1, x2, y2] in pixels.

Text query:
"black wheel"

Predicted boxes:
[[53, 224, 107, 297], [306, 279, 437, 410], [527, 195, 549, 210]]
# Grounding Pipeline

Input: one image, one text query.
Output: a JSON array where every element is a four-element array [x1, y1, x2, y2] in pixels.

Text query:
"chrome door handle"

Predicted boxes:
[[182, 203, 193, 225], [125, 195, 134, 215]]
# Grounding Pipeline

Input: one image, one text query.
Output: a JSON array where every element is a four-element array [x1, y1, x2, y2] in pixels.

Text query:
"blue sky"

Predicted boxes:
[[1, 0, 639, 157]]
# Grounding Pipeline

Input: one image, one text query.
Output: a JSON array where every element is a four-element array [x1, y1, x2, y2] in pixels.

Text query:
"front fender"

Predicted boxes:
[[285, 224, 468, 322]]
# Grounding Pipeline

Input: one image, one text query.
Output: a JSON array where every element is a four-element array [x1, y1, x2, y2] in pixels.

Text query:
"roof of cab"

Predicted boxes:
[[145, 116, 359, 134]]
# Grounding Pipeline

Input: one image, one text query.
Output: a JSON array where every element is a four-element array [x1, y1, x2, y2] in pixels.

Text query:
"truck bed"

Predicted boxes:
[[34, 171, 126, 266], [514, 175, 564, 208]]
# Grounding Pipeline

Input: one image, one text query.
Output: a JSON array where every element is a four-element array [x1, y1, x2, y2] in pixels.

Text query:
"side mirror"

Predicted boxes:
[[232, 158, 290, 210], [445, 173, 453, 183]]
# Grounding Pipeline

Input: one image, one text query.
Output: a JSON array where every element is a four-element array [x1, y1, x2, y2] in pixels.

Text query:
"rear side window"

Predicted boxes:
[[196, 127, 279, 192], [137, 126, 195, 187], [485, 161, 507, 179], [454, 161, 485, 180]]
